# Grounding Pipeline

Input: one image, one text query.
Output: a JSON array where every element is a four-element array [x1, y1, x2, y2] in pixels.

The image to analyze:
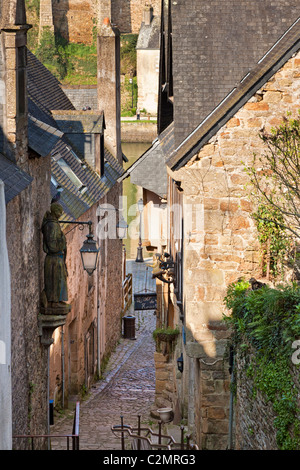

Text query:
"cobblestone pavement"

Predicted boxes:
[[50, 259, 158, 450]]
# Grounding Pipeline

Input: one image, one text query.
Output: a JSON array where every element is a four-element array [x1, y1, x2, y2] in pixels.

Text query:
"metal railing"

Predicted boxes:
[[13, 401, 80, 450], [112, 415, 199, 451]]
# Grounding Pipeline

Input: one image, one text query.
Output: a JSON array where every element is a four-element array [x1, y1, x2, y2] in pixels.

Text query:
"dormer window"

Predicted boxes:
[[51, 175, 63, 192], [56, 157, 87, 194], [66, 146, 87, 168]]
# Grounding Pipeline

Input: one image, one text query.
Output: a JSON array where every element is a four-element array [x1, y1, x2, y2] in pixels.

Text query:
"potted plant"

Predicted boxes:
[[152, 326, 180, 346]]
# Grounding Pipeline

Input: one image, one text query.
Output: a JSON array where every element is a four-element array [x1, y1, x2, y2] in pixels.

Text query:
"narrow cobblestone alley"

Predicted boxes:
[[50, 259, 157, 450]]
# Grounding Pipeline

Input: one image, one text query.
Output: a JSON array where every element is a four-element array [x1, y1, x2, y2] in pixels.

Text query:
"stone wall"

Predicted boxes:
[[39, 0, 54, 31], [7, 150, 51, 446], [121, 121, 157, 143], [111, 0, 161, 34], [2, 15, 52, 447], [154, 352, 176, 410], [235, 352, 300, 450], [48, 0, 161, 44], [234, 352, 278, 449], [97, 21, 122, 161], [49, 182, 123, 404], [101, 182, 124, 355], [52, 0, 97, 44], [169, 50, 300, 449]]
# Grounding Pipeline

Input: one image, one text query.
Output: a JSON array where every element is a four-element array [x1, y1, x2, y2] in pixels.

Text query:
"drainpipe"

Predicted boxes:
[[228, 345, 235, 450], [47, 348, 50, 450], [97, 219, 101, 378], [61, 326, 65, 409]]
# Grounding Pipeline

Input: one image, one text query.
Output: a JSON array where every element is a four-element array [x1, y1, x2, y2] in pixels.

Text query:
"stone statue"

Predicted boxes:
[[41, 202, 70, 314]]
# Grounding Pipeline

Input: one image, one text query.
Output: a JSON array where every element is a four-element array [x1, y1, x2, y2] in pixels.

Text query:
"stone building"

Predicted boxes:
[[136, 6, 160, 115], [0, 1, 52, 449], [125, 0, 300, 450]]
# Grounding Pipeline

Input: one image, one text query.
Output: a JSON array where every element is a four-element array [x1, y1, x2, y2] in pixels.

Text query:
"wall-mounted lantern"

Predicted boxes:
[[79, 222, 99, 275], [97, 205, 128, 240], [117, 215, 129, 240], [60, 220, 99, 275], [177, 353, 184, 373]]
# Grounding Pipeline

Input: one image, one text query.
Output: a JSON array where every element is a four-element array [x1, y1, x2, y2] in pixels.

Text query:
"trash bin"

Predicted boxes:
[[123, 315, 136, 340]]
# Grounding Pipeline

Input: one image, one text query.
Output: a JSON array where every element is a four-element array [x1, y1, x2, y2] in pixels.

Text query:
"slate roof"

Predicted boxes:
[[167, 16, 300, 170], [27, 48, 122, 223], [0, 152, 33, 203], [136, 15, 160, 50], [27, 49, 75, 123], [51, 110, 105, 134], [167, 0, 300, 148], [118, 122, 174, 198], [28, 114, 63, 157]]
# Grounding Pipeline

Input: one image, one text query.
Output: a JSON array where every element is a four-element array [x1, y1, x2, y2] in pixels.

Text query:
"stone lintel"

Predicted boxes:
[[185, 340, 227, 359]]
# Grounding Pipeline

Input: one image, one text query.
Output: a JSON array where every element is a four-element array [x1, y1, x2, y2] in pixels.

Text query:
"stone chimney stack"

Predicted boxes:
[[97, 0, 112, 27], [97, 17, 122, 164], [1, 0, 30, 165], [144, 5, 154, 26]]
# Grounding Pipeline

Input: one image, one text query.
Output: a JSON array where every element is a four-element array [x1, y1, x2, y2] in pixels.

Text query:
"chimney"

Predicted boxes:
[[1, 0, 30, 163], [143, 5, 154, 26], [97, 17, 122, 164]]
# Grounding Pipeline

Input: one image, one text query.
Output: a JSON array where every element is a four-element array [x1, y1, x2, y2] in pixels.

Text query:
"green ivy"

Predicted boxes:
[[35, 29, 72, 80], [224, 280, 300, 449]]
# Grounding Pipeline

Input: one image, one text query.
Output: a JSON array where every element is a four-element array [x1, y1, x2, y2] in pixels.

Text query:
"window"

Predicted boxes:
[[56, 158, 87, 194], [66, 146, 87, 168]]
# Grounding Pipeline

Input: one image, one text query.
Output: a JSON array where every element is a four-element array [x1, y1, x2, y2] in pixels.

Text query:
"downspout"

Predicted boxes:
[[47, 348, 50, 449], [228, 345, 235, 450], [97, 215, 101, 378], [61, 326, 65, 408]]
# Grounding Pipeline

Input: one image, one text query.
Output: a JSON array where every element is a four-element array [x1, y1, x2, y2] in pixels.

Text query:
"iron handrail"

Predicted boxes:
[[112, 417, 199, 451], [13, 402, 80, 450]]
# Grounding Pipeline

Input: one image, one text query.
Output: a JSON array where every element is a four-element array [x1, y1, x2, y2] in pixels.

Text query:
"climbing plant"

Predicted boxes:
[[244, 112, 300, 280], [224, 279, 300, 449], [246, 111, 300, 240], [252, 205, 293, 279]]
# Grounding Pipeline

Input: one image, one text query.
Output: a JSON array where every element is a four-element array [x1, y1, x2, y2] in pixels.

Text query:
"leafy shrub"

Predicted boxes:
[[35, 29, 72, 80], [224, 280, 300, 449]]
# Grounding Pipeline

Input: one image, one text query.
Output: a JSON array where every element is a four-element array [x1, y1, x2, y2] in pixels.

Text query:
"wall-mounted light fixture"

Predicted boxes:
[[59, 220, 99, 275], [117, 215, 128, 239], [97, 205, 129, 240], [150, 252, 176, 284]]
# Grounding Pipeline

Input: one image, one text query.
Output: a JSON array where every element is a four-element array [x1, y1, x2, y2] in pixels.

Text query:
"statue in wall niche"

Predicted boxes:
[[40, 202, 71, 314]]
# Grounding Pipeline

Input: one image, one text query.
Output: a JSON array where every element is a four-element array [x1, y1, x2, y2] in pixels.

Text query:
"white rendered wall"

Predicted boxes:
[[0, 180, 12, 449], [137, 49, 159, 115]]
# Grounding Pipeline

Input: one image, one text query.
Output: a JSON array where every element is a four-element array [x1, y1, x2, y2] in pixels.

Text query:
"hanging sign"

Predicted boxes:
[[134, 292, 157, 310]]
